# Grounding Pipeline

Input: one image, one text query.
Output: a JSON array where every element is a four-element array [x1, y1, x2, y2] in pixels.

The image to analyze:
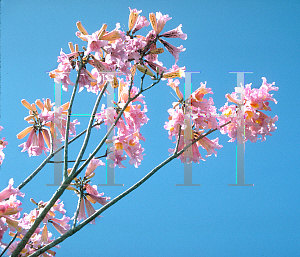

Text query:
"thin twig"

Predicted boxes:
[[49, 152, 108, 163], [72, 189, 83, 228], [174, 125, 182, 154], [68, 82, 108, 178], [142, 72, 163, 92], [0, 232, 18, 257], [140, 70, 147, 91]]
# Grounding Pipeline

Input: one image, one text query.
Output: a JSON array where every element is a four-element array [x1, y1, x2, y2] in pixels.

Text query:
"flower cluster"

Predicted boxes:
[[218, 77, 278, 143], [17, 99, 79, 156], [165, 80, 222, 163], [67, 158, 110, 224], [0, 126, 8, 165], [49, 8, 187, 95], [47, 8, 188, 169], [96, 78, 149, 168], [7, 198, 69, 256]]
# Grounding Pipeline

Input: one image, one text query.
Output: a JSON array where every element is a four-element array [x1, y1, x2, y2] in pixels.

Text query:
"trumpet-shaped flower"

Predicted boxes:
[[132, 15, 150, 34], [85, 157, 105, 178], [128, 8, 142, 31], [159, 38, 185, 64], [161, 24, 187, 40]]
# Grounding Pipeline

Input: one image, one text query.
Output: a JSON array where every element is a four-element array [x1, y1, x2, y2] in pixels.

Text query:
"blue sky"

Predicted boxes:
[[1, 0, 300, 256]]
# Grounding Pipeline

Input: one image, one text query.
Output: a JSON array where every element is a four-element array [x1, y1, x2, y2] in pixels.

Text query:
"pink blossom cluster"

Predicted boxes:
[[17, 99, 79, 157], [46, 8, 188, 168], [165, 80, 222, 164], [49, 8, 187, 94], [1, 158, 110, 255], [7, 198, 69, 256], [0, 126, 8, 165], [218, 77, 278, 143], [67, 158, 110, 224], [96, 78, 149, 168]]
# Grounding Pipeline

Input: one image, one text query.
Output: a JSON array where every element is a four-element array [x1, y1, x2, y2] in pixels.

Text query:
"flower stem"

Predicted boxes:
[[67, 81, 108, 180], [0, 233, 18, 257], [72, 189, 83, 228]]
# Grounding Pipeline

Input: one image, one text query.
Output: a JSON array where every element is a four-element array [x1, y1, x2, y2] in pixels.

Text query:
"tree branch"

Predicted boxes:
[[64, 58, 84, 179], [26, 121, 231, 257]]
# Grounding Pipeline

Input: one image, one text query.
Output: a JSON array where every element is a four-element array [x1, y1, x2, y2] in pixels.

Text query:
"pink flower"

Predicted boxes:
[[158, 38, 185, 63], [197, 136, 223, 157], [85, 157, 105, 178], [0, 179, 24, 248], [16, 198, 69, 255], [77, 66, 97, 93], [96, 105, 118, 126], [128, 8, 142, 31], [77, 31, 108, 56], [50, 215, 70, 234], [156, 12, 172, 34], [85, 184, 110, 206], [132, 15, 150, 34], [0, 179, 24, 202], [18, 130, 49, 157], [161, 24, 187, 40], [84, 199, 96, 225], [72, 184, 109, 224], [165, 80, 222, 163], [169, 134, 205, 164], [0, 218, 8, 246], [162, 65, 185, 79], [49, 49, 75, 91], [126, 37, 147, 61], [167, 79, 183, 100], [68, 162, 110, 225], [164, 107, 186, 139], [107, 149, 127, 168]]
